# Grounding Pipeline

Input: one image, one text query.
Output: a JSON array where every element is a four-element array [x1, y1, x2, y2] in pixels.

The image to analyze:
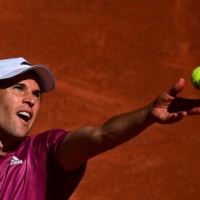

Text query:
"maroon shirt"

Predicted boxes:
[[0, 128, 87, 200]]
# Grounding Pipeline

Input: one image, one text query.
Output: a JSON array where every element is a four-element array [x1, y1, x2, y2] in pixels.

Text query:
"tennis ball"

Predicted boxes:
[[191, 66, 200, 90]]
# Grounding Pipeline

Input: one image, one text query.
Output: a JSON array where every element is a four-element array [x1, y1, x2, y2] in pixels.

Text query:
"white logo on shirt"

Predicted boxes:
[[9, 156, 23, 166]]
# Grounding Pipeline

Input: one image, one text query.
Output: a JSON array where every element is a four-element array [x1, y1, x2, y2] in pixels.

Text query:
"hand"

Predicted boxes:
[[149, 78, 200, 124]]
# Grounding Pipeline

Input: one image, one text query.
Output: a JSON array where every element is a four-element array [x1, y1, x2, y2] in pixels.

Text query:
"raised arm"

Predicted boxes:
[[59, 78, 200, 171]]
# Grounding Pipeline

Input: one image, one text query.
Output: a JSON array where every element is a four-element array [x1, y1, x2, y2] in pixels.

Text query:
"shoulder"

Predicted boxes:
[[26, 129, 71, 156], [28, 128, 70, 143]]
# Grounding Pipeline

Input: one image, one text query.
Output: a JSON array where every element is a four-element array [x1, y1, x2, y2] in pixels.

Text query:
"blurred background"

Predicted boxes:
[[1, 1, 200, 199]]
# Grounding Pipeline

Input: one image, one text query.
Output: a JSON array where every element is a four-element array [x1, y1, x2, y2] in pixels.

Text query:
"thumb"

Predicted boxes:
[[167, 78, 185, 97]]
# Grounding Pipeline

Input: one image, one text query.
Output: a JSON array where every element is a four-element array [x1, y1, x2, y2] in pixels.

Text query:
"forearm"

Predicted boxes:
[[60, 103, 155, 171], [97, 103, 154, 151]]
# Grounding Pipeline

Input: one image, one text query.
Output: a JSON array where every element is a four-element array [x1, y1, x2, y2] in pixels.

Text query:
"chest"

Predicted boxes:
[[0, 149, 48, 200]]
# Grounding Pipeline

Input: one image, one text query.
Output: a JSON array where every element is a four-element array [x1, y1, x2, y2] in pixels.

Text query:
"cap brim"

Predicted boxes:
[[0, 65, 55, 93], [31, 65, 55, 93]]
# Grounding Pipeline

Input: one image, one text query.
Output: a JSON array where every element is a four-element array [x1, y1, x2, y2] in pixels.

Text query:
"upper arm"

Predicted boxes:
[[59, 126, 105, 171], [59, 107, 151, 171]]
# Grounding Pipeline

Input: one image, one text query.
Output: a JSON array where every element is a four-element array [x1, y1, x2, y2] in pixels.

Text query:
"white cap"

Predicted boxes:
[[0, 57, 55, 93]]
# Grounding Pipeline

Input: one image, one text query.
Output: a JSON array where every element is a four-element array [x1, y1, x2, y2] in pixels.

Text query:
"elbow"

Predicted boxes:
[[92, 128, 119, 154]]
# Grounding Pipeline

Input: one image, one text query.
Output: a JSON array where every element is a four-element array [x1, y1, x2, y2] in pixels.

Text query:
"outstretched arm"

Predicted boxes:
[[59, 78, 200, 171]]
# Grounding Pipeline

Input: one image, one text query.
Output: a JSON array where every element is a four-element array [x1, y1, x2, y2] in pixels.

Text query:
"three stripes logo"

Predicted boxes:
[[9, 156, 23, 166]]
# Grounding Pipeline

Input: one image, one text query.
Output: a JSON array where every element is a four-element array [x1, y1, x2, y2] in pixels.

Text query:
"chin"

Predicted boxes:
[[10, 129, 30, 139]]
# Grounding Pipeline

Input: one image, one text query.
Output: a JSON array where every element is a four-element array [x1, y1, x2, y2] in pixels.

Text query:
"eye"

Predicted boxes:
[[14, 85, 22, 92], [33, 91, 42, 100]]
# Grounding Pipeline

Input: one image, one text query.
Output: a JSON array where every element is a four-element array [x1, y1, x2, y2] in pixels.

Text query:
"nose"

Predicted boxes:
[[22, 93, 35, 107]]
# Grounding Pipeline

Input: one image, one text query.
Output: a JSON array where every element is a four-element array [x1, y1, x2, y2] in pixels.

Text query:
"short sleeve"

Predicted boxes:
[[29, 128, 87, 199], [46, 128, 69, 161]]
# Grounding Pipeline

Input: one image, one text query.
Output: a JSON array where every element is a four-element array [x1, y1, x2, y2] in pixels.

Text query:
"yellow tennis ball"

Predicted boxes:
[[191, 66, 200, 90]]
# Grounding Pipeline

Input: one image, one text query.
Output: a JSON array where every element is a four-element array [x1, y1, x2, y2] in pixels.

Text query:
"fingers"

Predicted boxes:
[[165, 111, 187, 124], [167, 78, 185, 97]]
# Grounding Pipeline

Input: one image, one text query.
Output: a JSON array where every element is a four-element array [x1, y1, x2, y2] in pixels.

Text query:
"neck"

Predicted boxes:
[[0, 141, 6, 155], [0, 138, 24, 155]]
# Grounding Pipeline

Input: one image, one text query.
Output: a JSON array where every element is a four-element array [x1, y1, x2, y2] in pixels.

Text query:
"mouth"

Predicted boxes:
[[17, 111, 31, 123]]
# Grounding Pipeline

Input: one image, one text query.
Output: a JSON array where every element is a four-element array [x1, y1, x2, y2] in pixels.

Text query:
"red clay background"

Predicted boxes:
[[1, 1, 200, 199]]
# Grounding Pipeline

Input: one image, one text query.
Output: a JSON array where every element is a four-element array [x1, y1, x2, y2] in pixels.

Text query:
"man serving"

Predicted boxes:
[[0, 57, 199, 200]]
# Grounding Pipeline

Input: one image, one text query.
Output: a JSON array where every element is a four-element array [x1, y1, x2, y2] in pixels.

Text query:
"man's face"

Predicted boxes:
[[0, 71, 42, 142]]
